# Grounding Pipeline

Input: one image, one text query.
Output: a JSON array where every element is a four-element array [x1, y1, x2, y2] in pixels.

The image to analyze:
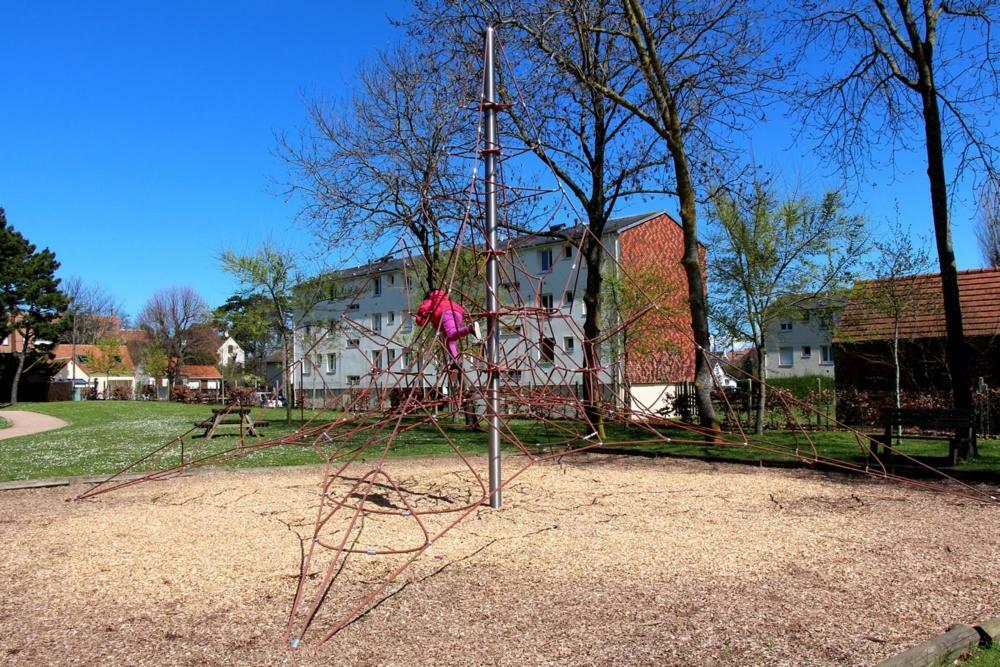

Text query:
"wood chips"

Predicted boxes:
[[0, 454, 997, 666]]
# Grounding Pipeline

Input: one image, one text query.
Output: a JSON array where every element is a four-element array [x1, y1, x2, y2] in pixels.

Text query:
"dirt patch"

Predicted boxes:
[[0, 455, 997, 666]]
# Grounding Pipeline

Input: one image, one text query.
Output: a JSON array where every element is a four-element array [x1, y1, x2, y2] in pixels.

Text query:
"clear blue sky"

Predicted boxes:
[[1, 2, 990, 321]]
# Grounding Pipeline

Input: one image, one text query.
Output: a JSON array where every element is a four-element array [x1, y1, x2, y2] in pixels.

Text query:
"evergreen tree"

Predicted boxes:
[[0, 208, 70, 403]]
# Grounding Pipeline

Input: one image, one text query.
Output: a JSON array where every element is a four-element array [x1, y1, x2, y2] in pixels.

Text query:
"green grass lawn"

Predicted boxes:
[[961, 645, 1000, 667], [1, 401, 997, 483]]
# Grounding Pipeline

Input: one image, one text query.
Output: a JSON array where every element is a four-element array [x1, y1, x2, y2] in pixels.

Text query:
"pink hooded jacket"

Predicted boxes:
[[414, 289, 465, 327]]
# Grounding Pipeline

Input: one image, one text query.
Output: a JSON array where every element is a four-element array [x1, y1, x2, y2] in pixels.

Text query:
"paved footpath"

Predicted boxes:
[[0, 410, 68, 441]]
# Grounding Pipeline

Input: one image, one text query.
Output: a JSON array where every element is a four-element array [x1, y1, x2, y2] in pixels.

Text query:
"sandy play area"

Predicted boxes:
[[1, 454, 997, 666]]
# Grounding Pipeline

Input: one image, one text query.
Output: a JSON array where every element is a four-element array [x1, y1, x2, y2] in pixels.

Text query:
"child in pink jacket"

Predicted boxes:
[[414, 289, 481, 364]]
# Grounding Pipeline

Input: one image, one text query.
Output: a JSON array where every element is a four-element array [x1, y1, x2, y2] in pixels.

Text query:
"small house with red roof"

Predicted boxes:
[[177, 364, 223, 399], [51, 343, 136, 398]]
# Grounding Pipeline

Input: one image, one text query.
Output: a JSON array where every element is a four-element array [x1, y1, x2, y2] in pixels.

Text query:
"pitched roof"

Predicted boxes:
[[322, 212, 678, 279], [835, 268, 1000, 342], [178, 364, 222, 379], [51, 343, 135, 375]]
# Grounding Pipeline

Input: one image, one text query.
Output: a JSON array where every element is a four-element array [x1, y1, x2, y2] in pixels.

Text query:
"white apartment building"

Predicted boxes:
[[763, 298, 841, 379], [293, 212, 700, 414]]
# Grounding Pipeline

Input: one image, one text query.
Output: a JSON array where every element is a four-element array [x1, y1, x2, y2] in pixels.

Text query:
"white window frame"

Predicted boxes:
[[779, 347, 794, 367], [326, 353, 337, 374], [564, 337, 575, 354], [373, 277, 381, 297], [372, 312, 382, 332], [347, 338, 360, 348], [820, 345, 834, 365], [780, 320, 793, 332], [801, 345, 811, 359]]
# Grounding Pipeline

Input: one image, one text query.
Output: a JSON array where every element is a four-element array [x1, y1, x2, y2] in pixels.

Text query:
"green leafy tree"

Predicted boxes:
[[140, 341, 169, 399], [0, 208, 69, 403], [708, 182, 866, 433], [88, 337, 129, 398], [213, 293, 275, 377], [220, 243, 299, 424]]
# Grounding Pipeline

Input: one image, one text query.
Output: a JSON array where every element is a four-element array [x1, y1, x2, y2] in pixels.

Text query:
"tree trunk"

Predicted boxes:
[[622, 0, 717, 436], [670, 128, 717, 434], [920, 76, 972, 410], [581, 234, 606, 439], [283, 334, 293, 425], [755, 345, 766, 434], [10, 346, 26, 405]]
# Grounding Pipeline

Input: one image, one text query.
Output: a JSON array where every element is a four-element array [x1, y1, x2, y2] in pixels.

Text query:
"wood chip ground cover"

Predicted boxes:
[[0, 455, 997, 666]]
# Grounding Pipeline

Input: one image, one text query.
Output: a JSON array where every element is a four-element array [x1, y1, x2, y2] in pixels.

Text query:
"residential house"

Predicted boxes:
[[218, 334, 245, 368], [293, 211, 705, 417], [177, 364, 224, 400], [763, 297, 841, 380], [51, 343, 136, 398], [834, 268, 1000, 391]]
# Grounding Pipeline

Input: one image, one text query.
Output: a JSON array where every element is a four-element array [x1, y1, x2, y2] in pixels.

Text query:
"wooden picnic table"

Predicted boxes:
[[195, 407, 267, 440]]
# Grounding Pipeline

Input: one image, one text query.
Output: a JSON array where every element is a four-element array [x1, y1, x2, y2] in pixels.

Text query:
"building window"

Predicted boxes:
[[540, 293, 554, 311], [780, 320, 793, 332], [564, 291, 574, 307], [389, 273, 395, 285], [347, 338, 360, 348], [371, 350, 383, 370], [347, 375, 361, 386], [779, 347, 793, 367], [302, 358, 311, 376], [564, 337, 575, 354], [403, 316, 413, 332], [801, 345, 811, 359], [227, 344, 234, 354], [506, 369, 523, 382], [387, 311, 395, 325], [326, 353, 337, 374], [821, 345, 833, 364], [387, 348, 396, 366], [347, 303, 360, 311], [564, 245, 573, 259], [304, 324, 312, 337], [373, 277, 381, 297], [539, 248, 553, 272], [540, 337, 555, 363], [372, 312, 382, 332], [403, 350, 413, 367]]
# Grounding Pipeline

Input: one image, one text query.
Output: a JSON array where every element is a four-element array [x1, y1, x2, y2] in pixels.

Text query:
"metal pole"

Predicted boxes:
[[484, 26, 502, 509]]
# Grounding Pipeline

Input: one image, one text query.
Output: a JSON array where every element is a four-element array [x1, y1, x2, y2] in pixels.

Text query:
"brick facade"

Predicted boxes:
[[618, 213, 702, 385]]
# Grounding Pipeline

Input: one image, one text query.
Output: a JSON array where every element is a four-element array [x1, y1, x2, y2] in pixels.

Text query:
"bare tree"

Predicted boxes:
[[978, 177, 1000, 267], [432, 0, 673, 435], [136, 286, 210, 386], [278, 44, 470, 291], [60, 277, 125, 385], [851, 221, 935, 418], [513, 0, 781, 432], [792, 0, 1000, 410]]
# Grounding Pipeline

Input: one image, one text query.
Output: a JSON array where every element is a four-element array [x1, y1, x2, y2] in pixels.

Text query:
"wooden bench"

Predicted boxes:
[[194, 407, 264, 440], [873, 408, 976, 466]]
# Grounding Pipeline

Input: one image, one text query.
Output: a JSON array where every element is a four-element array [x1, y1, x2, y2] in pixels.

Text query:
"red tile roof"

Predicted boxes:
[[178, 364, 222, 379], [835, 268, 1000, 342], [51, 343, 135, 375]]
